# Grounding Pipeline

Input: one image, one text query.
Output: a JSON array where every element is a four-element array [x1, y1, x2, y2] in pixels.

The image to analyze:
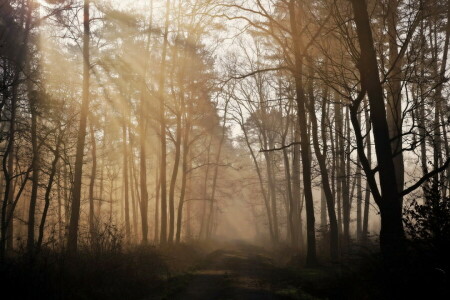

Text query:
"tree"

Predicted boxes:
[[68, 0, 91, 254]]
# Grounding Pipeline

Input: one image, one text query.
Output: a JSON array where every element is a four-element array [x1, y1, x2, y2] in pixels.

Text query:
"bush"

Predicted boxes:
[[404, 181, 450, 257]]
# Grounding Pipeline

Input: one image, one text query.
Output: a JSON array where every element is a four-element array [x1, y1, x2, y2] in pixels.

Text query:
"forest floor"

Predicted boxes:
[[167, 241, 321, 300], [5, 240, 445, 299], [173, 242, 279, 299]]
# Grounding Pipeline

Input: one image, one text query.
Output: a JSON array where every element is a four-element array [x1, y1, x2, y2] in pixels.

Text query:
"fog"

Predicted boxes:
[[1, 0, 449, 299]]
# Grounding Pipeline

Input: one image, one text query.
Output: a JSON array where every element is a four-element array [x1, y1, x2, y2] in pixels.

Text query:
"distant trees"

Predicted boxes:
[[222, 0, 450, 265], [0, 0, 238, 258], [0, 0, 449, 269]]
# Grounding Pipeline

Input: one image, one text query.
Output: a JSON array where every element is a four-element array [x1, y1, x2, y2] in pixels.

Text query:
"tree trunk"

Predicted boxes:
[[88, 121, 97, 240], [356, 109, 363, 241], [128, 127, 138, 241], [291, 123, 301, 249], [37, 136, 61, 252], [168, 114, 181, 243], [362, 99, 372, 241], [176, 118, 190, 243], [386, 0, 405, 200], [288, 0, 317, 266], [159, 0, 170, 245], [199, 138, 212, 239], [122, 122, 130, 243], [27, 95, 39, 255], [241, 122, 274, 241], [307, 60, 339, 261], [68, 0, 90, 254], [154, 158, 160, 243], [207, 104, 229, 239], [350, 0, 404, 261]]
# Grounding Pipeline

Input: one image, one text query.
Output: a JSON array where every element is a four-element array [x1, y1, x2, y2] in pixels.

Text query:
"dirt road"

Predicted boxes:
[[174, 243, 282, 299]]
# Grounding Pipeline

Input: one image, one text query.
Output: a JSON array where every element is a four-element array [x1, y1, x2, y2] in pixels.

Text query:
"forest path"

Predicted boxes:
[[174, 242, 284, 299]]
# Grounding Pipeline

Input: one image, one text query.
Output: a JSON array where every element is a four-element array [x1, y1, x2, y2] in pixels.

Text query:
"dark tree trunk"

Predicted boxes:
[[37, 135, 61, 252], [291, 123, 301, 249], [288, 0, 317, 266], [307, 60, 339, 261], [28, 96, 39, 255], [350, 0, 404, 261], [122, 123, 130, 243], [362, 99, 372, 241], [68, 0, 90, 254], [386, 0, 405, 200]]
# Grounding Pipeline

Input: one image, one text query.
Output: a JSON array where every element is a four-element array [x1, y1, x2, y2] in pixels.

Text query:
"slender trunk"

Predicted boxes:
[[206, 101, 229, 239], [289, 0, 317, 266], [88, 122, 96, 239], [291, 123, 301, 249], [37, 137, 61, 251], [280, 96, 295, 246], [154, 159, 160, 243], [307, 61, 339, 261], [109, 179, 114, 222], [387, 0, 404, 200], [128, 128, 138, 241], [199, 138, 212, 239], [176, 117, 190, 243], [432, 1, 450, 193], [122, 123, 130, 243], [263, 147, 278, 242], [356, 111, 363, 241], [139, 113, 148, 243], [159, 0, 170, 245], [1, 120, 15, 259], [57, 166, 63, 244], [137, 0, 154, 245], [242, 123, 274, 241], [362, 99, 372, 241], [343, 108, 350, 247], [68, 0, 90, 254], [186, 171, 192, 240], [168, 114, 181, 243], [27, 97, 39, 255], [335, 102, 343, 237]]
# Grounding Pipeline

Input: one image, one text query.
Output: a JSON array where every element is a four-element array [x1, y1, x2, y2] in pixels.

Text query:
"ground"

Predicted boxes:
[[169, 241, 318, 300]]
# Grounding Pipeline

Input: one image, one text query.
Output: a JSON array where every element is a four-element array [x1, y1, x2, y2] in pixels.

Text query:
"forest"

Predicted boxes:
[[1, 0, 450, 299]]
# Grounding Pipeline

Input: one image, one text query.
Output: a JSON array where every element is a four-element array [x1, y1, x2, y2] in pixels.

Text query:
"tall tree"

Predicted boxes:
[[159, 0, 170, 245], [288, 0, 317, 266], [67, 0, 91, 254]]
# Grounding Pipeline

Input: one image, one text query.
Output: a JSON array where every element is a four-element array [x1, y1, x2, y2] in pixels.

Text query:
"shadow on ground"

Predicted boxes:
[[173, 242, 316, 300]]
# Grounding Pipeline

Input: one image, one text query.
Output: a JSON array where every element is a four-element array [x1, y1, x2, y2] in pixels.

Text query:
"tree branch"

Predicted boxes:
[[260, 142, 301, 152], [400, 158, 450, 197]]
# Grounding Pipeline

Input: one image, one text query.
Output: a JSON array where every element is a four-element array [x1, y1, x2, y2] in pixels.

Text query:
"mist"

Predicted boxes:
[[1, 0, 450, 299]]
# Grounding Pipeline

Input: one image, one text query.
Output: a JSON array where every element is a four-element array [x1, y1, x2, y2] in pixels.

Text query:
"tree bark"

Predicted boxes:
[[386, 0, 405, 199], [122, 122, 130, 243], [168, 113, 181, 243], [68, 0, 90, 254], [288, 0, 317, 266], [350, 0, 404, 261], [159, 0, 170, 245], [37, 135, 61, 252], [28, 95, 39, 255], [307, 59, 339, 261], [176, 115, 190, 243], [88, 121, 96, 240], [362, 99, 372, 242]]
